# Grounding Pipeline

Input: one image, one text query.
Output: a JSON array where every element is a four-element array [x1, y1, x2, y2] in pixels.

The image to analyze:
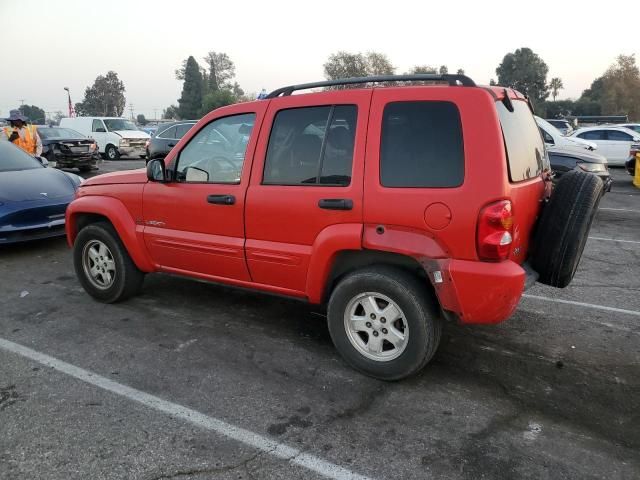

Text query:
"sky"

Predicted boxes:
[[1, 0, 638, 120]]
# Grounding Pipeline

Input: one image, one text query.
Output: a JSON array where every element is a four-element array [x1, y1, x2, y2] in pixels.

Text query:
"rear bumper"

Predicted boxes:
[[427, 258, 530, 324]]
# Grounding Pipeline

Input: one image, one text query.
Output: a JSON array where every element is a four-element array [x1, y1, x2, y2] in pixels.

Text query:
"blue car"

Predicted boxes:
[[0, 141, 82, 244]]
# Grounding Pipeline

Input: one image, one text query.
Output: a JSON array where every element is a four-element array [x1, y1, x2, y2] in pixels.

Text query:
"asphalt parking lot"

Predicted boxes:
[[1, 160, 639, 480]]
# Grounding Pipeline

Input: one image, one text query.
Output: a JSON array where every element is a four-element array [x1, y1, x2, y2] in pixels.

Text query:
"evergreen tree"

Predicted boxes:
[[178, 56, 203, 119]]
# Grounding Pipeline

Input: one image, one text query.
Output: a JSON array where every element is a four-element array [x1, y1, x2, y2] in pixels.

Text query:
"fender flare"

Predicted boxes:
[[65, 195, 155, 272], [305, 223, 363, 304]]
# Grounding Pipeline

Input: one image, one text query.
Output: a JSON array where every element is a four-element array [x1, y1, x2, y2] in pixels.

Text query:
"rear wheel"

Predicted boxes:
[[73, 222, 144, 303], [532, 170, 604, 287], [327, 267, 441, 381]]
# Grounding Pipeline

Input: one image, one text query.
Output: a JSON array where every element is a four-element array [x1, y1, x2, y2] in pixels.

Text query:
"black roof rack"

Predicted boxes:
[[265, 74, 476, 98]]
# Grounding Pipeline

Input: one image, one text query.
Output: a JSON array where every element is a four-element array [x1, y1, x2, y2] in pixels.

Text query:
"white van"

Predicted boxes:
[[59, 117, 150, 160]]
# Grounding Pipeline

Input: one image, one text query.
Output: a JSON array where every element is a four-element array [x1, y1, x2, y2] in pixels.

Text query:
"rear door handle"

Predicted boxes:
[[318, 198, 353, 210], [207, 194, 235, 205]]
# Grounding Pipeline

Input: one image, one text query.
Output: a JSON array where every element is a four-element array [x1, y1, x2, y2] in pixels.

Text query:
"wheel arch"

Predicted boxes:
[[66, 196, 155, 272]]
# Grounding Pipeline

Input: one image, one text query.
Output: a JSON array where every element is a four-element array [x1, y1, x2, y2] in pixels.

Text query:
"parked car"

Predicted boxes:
[[0, 141, 82, 244], [548, 146, 612, 192], [37, 127, 100, 172], [545, 118, 573, 135], [619, 123, 640, 134], [66, 74, 603, 380], [571, 126, 640, 166], [536, 117, 595, 151], [59, 117, 150, 160], [146, 121, 197, 160]]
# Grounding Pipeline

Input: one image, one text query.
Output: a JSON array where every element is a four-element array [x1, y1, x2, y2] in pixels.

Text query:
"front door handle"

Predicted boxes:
[[207, 194, 235, 205], [318, 198, 353, 210]]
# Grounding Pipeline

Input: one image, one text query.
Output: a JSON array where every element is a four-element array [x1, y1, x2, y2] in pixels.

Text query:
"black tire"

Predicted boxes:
[[78, 165, 92, 173], [105, 144, 120, 160], [73, 222, 144, 303], [327, 266, 442, 381], [532, 170, 603, 288]]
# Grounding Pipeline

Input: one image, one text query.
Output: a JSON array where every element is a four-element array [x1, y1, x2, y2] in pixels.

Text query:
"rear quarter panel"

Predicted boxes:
[[363, 87, 510, 261]]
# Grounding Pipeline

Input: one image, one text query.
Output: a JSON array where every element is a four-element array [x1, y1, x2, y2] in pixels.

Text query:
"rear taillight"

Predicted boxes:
[[477, 200, 514, 261]]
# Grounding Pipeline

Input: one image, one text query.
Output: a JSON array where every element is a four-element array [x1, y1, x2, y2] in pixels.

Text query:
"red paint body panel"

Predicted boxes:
[[142, 101, 270, 281], [244, 90, 371, 293], [66, 193, 155, 272], [436, 258, 525, 324]]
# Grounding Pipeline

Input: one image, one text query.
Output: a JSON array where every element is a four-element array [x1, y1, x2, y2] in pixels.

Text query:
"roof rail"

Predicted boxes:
[[265, 74, 476, 98]]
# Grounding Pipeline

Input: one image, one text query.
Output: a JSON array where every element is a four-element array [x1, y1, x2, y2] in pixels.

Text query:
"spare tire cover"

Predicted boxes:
[[531, 170, 604, 288]]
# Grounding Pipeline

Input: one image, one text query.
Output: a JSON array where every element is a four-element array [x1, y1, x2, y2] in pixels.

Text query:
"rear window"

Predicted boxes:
[[380, 101, 464, 188], [498, 100, 546, 182]]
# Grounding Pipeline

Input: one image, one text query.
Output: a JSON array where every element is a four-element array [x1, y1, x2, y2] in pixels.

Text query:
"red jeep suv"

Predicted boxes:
[[66, 75, 603, 380]]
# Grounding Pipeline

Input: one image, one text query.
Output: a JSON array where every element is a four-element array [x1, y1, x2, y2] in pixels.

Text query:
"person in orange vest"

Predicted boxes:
[[2, 109, 43, 157]]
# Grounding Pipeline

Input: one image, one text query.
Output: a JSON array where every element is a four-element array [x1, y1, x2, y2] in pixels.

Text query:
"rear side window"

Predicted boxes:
[[578, 130, 605, 141], [498, 100, 546, 182], [380, 101, 464, 188], [175, 124, 193, 139], [263, 105, 357, 186], [158, 126, 176, 139], [607, 130, 632, 141]]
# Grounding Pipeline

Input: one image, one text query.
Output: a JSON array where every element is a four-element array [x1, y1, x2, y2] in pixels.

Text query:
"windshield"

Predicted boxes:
[[103, 119, 137, 131], [38, 128, 86, 139], [0, 141, 43, 172]]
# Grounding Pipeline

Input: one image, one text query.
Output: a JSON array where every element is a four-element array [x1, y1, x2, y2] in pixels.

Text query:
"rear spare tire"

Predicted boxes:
[[532, 170, 603, 288]]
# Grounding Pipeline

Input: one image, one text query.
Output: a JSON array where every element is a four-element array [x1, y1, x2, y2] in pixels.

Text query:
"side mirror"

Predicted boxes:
[[95, 127, 106, 133], [36, 156, 49, 167], [147, 158, 167, 182]]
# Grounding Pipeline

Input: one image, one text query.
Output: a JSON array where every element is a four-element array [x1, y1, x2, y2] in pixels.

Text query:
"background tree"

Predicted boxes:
[[136, 114, 147, 126], [75, 71, 126, 116], [549, 77, 564, 101], [324, 51, 369, 80], [200, 90, 236, 116], [599, 54, 640, 119], [456, 68, 465, 75], [162, 105, 180, 120], [52, 111, 65, 125], [364, 52, 394, 75], [439, 65, 448, 75], [177, 56, 203, 119], [496, 47, 549, 109], [407, 65, 437, 74], [231, 82, 244, 98], [203, 51, 235, 92], [18, 104, 45, 124]]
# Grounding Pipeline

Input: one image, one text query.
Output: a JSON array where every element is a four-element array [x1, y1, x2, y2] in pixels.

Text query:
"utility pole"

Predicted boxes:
[[153, 108, 158, 121], [129, 104, 134, 121]]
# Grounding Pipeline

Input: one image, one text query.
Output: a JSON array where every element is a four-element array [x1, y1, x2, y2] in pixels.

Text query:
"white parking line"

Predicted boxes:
[[589, 236, 640, 245], [522, 294, 640, 318], [598, 207, 640, 213], [0, 338, 373, 480]]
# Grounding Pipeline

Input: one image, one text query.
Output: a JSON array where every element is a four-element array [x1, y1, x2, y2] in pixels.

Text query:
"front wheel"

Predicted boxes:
[[327, 267, 442, 381], [73, 222, 144, 303], [105, 144, 120, 160]]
